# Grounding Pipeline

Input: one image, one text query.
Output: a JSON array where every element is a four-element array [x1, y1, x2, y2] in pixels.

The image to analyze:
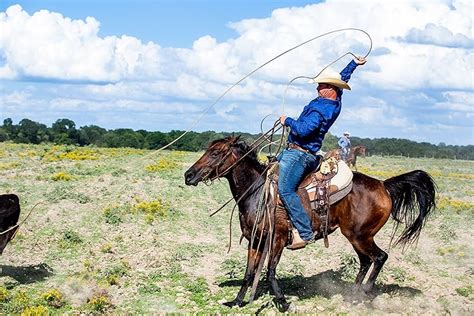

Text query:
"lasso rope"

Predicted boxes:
[[1, 28, 372, 239], [205, 27, 374, 218], [1, 28, 372, 177], [135, 27, 373, 162]]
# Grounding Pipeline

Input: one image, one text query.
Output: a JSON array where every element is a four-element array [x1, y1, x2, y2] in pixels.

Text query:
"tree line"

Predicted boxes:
[[1, 118, 472, 160]]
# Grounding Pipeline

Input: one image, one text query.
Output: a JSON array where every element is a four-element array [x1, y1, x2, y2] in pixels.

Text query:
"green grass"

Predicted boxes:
[[0, 142, 472, 314]]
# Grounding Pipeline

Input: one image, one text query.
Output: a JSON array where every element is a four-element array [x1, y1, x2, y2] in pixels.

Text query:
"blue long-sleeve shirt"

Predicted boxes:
[[338, 136, 351, 149], [285, 60, 358, 153]]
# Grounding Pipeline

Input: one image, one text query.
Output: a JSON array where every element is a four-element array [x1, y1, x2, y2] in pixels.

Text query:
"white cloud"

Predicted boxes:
[[2, 90, 31, 105], [341, 96, 412, 128], [2, 1, 472, 90], [434, 91, 474, 112], [402, 23, 474, 48], [1, 1, 473, 144], [0, 5, 162, 82]]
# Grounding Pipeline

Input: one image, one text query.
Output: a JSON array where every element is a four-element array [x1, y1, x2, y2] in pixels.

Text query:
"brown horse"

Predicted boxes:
[[184, 136, 436, 310], [326, 145, 366, 171]]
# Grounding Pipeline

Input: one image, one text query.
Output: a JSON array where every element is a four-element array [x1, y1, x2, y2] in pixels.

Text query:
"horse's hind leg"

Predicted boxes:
[[350, 237, 387, 294], [351, 246, 372, 293], [266, 238, 289, 312], [362, 239, 388, 293], [224, 246, 263, 307]]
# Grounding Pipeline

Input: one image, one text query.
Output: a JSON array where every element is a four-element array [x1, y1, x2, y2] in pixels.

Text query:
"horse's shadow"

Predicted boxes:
[[219, 268, 421, 303], [0, 263, 53, 286]]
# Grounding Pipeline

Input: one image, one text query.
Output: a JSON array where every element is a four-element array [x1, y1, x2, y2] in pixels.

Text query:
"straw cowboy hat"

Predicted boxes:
[[311, 68, 351, 90], [343, 131, 350, 136]]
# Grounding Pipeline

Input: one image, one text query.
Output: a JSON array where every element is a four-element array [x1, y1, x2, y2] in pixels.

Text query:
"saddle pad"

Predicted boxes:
[[305, 160, 353, 205]]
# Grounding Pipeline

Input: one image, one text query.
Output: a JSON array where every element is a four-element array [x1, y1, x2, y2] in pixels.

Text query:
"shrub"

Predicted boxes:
[[51, 172, 73, 181], [101, 261, 131, 286], [0, 286, 9, 302], [58, 149, 100, 161], [144, 159, 178, 172], [437, 197, 474, 214], [11, 290, 31, 312], [103, 205, 124, 225], [134, 198, 171, 223], [20, 305, 49, 316], [455, 285, 473, 297], [339, 252, 358, 282], [0, 162, 20, 170], [88, 292, 112, 312], [59, 229, 83, 248], [100, 243, 113, 254], [41, 289, 63, 308]]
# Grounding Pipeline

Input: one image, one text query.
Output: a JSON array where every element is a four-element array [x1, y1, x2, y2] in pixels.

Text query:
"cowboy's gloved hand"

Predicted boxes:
[[354, 56, 367, 65], [279, 115, 287, 126]]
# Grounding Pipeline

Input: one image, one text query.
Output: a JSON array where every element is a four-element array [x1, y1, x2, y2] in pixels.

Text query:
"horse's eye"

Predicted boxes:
[[211, 152, 220, 158]]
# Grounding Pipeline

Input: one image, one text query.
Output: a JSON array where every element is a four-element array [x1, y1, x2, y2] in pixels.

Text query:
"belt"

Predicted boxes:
[[288, 143, 315, 155]]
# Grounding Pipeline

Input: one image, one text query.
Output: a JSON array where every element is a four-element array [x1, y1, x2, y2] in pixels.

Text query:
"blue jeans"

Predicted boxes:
[[277, 149, 320, 241], [341, 147, 349, 161]]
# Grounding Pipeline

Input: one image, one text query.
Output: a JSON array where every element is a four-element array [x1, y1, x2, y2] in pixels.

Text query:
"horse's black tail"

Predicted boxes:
[[384, 170, 437, 247]]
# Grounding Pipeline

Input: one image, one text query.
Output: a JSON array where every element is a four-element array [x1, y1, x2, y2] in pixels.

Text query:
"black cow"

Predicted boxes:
[[0, 194, 21, 254]]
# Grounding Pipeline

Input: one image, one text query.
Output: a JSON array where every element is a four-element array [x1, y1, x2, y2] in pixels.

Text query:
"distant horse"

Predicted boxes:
[[184, 136, 436, 310], [326, 145, 366, 171]]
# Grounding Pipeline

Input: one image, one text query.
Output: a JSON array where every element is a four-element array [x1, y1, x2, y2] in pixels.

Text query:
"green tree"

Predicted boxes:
[[16, 119, 49, 144], [2, 118, 15, 140], [144, 131, 170, 149], [78, 125, 107, 146], [51, 118, 78, 144]]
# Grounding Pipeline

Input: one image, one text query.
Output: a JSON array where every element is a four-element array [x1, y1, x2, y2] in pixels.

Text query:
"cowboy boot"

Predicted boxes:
[[287, 228, 310, 250]]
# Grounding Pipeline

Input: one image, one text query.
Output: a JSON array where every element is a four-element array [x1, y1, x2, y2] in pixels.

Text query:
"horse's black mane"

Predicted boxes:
[[208, 136, 266, 172]]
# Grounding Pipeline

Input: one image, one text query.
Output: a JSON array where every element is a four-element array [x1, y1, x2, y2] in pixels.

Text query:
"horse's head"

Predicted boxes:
[[356, 145, 367, 157], [184, 136, 242, 186]]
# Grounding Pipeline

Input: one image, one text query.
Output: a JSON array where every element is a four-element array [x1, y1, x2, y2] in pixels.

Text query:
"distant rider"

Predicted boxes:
[[338, 131, 351, 162]]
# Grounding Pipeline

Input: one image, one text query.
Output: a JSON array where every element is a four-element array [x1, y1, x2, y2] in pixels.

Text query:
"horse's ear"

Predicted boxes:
[[230, 135, 241, 145]]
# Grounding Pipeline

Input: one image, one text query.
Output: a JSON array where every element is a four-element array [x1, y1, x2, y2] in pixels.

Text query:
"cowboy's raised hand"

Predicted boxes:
[[354, 56, 367, 65], [279, 115, 287, 126]]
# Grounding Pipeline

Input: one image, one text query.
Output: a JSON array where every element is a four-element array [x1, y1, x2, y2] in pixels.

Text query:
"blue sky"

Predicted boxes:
[[1, 0, 473, 145]]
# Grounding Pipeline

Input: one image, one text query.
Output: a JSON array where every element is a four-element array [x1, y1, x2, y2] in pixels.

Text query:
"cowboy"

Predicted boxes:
[[338, 131, 351, 162], [278, 56, 366, 250]]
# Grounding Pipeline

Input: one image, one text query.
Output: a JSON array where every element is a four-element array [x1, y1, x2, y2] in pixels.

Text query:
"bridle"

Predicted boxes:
[[199, 121, 283, 184], [200, 142, 238, 184]]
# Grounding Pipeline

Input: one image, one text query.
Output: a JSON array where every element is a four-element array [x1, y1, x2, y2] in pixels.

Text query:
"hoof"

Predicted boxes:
[[223, 299, 245, 308], [273, 297, 290, 312]]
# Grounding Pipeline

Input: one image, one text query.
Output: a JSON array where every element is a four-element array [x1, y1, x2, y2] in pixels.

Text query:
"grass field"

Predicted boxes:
[[0, 142, 473, 314]]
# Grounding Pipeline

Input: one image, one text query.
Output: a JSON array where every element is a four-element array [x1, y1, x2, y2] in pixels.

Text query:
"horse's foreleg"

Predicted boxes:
[[266, 237, 289, 312], [224, 246, 263, 307]]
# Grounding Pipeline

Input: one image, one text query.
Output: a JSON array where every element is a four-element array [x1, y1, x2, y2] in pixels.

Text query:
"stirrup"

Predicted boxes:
[[286, 229, 310, 250]]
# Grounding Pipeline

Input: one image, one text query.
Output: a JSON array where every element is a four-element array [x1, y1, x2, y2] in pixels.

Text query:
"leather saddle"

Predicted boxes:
[[271, 156, 353, 208], [269, 157, 353, 247], [299, 156, 353, 206]]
